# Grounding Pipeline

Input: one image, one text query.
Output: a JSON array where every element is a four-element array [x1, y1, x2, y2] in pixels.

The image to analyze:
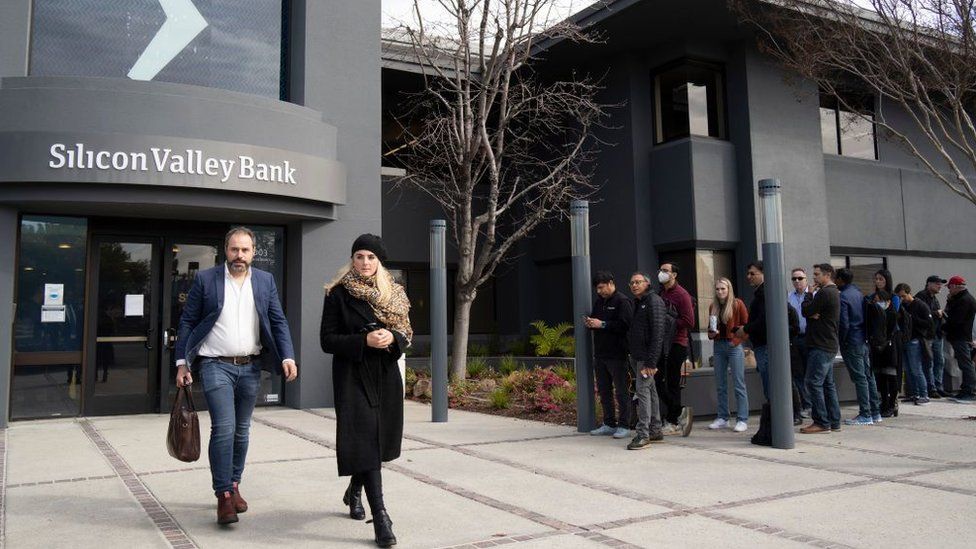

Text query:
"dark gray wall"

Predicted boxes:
[[287, 0, 381, 408], [0, 0, 29, 77], [0, 207, 15, 427]]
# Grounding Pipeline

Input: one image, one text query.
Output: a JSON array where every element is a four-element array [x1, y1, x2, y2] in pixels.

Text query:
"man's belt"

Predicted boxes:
[[216, 355, 256, 365]]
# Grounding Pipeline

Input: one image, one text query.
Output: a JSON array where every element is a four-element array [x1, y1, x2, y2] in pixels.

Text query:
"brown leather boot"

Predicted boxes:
[[217, 491, 239, 524], [232, 482, 248, 513]]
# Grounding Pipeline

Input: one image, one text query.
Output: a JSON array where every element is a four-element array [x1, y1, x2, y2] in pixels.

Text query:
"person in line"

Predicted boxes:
[[871, 269, 901, 311], [321, 234, 412, 548], [865, 290, 900, 418], [894, 283, 935, 406], [836, 268, 881, 424], [799, 264, 842, 434], [735, 262, 769, 399], [787, 267, 811, 417], [584, 270, 635, 439], [868, 269, 909, 401], [625, 272, 667, 450], [944, 276, 976, 402], [175, 226, 298, 525], [657, 262, 696, 437], [915, 275, 948, 398], [707, 278, 750, 432]]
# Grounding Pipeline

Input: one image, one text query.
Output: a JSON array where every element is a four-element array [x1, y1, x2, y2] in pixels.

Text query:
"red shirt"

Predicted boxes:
[[661, 283, 695, 347]]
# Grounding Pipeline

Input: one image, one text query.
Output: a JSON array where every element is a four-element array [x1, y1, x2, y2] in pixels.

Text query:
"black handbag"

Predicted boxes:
[[167, 386, 201, 462]]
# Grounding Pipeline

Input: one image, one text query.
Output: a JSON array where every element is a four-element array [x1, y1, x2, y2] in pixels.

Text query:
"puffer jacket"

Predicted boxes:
[[628, 292, 667, 368]]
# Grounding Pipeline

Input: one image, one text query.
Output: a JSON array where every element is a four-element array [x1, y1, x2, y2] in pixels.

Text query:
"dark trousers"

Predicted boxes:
[[874, 371, 899, 414], [655, 343, 687, 425], [594, 357, 630, 428]]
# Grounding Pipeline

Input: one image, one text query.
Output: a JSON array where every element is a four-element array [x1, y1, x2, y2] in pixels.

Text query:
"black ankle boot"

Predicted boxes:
[[372, 510, 397, 547], [343, 484, 365, 520]]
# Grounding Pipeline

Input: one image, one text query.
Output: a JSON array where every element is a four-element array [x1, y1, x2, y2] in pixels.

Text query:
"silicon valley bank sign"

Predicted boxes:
[[49, 143, 298, 185]]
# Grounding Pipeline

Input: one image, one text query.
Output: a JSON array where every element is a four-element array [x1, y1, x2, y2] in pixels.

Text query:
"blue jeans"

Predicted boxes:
[[713, 339, 748, 422], [841, 342, 880, 417], [805, 347, 841, 429], [754, 345, 769, 401], [922, 338, 945, 392], [902, 340, 928, 400], [199, 358, 262, 495]]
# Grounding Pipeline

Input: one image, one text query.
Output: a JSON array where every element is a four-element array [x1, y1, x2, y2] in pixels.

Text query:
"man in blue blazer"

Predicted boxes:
[[175, 226, 298, 525]]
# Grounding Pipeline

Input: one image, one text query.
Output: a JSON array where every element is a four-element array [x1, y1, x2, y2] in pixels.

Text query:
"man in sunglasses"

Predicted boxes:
[[787, 268, 811, 416]]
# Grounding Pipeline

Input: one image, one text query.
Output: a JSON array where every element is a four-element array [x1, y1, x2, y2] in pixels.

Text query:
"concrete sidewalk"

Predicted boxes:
[[1, 400, 974, 549]]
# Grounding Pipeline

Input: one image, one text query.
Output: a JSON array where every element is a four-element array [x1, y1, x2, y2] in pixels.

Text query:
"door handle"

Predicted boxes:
[[145, 327, 154, 350], [163, 328, 178, 350]]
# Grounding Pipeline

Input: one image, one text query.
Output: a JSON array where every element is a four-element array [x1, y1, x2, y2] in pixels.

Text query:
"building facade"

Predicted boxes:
[[381, 0, 976, 393], [0, 0, 382, 426]]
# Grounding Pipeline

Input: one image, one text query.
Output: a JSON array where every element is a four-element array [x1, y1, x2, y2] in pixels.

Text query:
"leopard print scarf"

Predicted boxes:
[[340, 269, 413, 346]]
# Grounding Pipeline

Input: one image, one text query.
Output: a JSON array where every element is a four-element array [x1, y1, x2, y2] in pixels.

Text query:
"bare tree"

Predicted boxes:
[[391, 0, 609, 380], [730, 0, 976, 206]]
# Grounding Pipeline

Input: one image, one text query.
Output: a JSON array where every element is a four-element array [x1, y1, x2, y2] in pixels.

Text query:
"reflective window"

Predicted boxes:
[[29, 0, 284, 99], [820, 95, 877, 160], [12, 216, 87, 419], [833, 255, 887, 295], [654, 61, 726, 144]]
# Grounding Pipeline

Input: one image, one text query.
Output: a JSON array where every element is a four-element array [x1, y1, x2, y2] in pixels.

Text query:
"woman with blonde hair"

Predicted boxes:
[[707, 277, 750, 432], [321, 234, 411, 548]]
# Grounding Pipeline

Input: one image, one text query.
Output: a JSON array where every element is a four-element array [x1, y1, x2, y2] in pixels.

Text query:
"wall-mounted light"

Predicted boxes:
[[23, 267, 34, 271], [57, 243, 72, 249]]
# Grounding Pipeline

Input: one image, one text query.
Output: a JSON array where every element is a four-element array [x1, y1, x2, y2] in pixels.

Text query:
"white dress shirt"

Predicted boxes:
[[197, 264, 262, 359]]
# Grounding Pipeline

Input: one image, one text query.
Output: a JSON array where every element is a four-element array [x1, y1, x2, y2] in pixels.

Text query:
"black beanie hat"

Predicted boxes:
[[351, 233, 387, 263]]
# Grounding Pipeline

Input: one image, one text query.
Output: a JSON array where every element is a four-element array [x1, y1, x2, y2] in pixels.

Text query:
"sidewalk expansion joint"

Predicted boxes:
[[79, 420, 198, 549]]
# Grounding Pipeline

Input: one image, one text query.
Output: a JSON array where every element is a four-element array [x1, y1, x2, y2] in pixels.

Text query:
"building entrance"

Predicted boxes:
[[83, 236, 222, 415]]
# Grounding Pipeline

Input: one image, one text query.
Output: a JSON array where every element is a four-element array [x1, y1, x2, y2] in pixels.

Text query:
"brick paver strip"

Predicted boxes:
[[79, 420, 198, 549], [874, 419, 976, 438]]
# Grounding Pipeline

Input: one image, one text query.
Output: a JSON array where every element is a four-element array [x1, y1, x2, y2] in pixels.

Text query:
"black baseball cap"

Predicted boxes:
[[926, 275, 947, 284]]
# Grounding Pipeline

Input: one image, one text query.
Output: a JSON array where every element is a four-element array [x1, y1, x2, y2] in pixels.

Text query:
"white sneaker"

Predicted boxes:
[[708, 418, 728, 430], [661, 422, 679, 436], [733, 421, 748, 433]]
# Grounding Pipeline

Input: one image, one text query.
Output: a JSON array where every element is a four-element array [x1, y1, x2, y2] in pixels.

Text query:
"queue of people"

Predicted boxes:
[[584, 261, 976, 443]]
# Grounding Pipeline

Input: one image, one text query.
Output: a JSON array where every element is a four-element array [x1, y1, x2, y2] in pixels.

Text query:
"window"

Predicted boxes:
[[12, 216, 88, 419], [653, 61, 726, 144], [29, 0, 284, 99], [831, 255, 887, 295], [820, 95, 877, 160]]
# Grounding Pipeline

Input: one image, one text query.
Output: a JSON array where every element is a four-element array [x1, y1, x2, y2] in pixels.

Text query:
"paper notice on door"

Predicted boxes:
[[41, 305, 66, 323], [44, 283, 64, 306], [124, 294, 144, 317]]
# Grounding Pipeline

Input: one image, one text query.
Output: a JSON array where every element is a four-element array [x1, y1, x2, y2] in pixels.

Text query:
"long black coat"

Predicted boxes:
[[320, 285, 406, 476]]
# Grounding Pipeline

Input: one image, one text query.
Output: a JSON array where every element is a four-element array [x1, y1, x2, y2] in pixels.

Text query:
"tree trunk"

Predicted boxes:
[[449, 294, 474, 381]]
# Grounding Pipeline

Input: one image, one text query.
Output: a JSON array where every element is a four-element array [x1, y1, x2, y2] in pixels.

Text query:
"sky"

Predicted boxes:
[[381, 0, 588, 29]]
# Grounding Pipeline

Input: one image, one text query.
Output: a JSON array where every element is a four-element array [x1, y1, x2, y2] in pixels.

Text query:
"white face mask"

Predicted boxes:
[[878, 301, 890, 310], [658, 271, 671, 284]]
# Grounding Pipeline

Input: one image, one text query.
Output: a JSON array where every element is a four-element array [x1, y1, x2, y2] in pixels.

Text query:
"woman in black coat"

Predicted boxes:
[[320, 234, 411, 548]]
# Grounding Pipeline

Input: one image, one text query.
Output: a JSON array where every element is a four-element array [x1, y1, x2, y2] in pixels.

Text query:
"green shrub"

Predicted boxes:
[[499, 355, 520, 376], [501, 370, 537, 395], [553, 364, 576, 383], [529, 320, 575, 357], [468, 342, 490, 357], [507, 337, 533, 356], [489, 387, 511, 409], [466, 357, 490, 379], [404, 368, 418, 392], [550, 385, 576, 406]]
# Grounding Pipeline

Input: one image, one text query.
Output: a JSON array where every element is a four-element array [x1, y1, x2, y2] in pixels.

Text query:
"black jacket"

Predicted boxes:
[[802, 284, 840, 353], [628, 292, 667, 368], [590, 291, 634, 359], [902, 298, 934, 341], [742, 283, 767, 347], [320, 285, 406, 476], [945, 288, 976, 341], [914, 290, 944, 338]]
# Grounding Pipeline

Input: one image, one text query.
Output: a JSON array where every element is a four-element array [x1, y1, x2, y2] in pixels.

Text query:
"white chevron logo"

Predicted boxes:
[[127, 0, 208, 81]]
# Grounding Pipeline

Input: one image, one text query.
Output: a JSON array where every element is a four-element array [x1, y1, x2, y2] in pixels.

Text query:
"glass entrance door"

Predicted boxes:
[[160, 240, 221, 411], [84, 238, 160, 415]]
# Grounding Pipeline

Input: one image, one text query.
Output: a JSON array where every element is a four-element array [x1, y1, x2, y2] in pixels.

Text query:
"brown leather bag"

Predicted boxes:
[[167, 386, 201, 462]]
